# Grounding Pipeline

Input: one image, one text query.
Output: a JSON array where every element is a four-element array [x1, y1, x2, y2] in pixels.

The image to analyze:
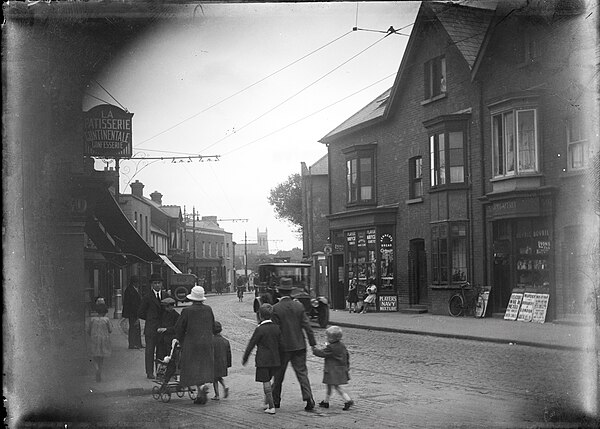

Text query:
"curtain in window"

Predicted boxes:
[[517, 110, 536, 171]]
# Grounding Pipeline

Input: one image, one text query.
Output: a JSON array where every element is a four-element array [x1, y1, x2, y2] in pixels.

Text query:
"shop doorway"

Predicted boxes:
[[331, 254, 346, 309], [409, 239, 428, 305]]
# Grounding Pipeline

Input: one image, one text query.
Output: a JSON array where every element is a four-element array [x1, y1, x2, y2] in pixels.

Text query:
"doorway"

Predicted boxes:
[[409, 239, 428, 305], [331, 254, 346, 309]]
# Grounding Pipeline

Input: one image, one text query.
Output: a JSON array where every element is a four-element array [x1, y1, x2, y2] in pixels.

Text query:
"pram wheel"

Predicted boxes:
[[176, 385, 185, 398], [160, 391, 171, 403], [188, 386, 197, 400], [152, 386, 161, 400]]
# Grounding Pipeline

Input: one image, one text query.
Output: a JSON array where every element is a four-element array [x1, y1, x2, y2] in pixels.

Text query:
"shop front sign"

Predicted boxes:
[[379, 295, 397, 311], [84, 104, 133, 158]]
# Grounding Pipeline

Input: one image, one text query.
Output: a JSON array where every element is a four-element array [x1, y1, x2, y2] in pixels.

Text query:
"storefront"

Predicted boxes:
[[328, 206, 398, 311], [484, 190, 555, 317]]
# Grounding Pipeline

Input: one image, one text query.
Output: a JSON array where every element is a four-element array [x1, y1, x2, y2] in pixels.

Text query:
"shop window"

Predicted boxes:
[[424, 56, 446, 100], [566, 114, 589, 171], [429, 130, 465, 188], [492, 108, 538, 177], [409, 156, 423, 198], [431, 222, 468, 284], [344, 145, 375, 205]]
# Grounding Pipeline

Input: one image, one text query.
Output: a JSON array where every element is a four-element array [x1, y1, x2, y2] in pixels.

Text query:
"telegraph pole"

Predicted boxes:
[[192, 207, 197, 275], [244, 231, 248, 291]]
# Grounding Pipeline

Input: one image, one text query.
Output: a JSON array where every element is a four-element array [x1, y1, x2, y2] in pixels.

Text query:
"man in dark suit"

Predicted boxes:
[[271, 277, 317, 411], [138, 273, 166, 378], [122, 275, 143, 349]]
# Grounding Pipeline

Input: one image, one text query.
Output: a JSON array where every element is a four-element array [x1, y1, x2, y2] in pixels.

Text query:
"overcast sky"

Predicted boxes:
[[83, 1, 420, 252]]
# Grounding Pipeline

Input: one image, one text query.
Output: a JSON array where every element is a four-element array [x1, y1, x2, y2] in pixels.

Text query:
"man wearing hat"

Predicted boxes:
[[271, 277, 317, 411], [138, 273, 167, 379], [122, 275, 143, 349], [156, 297, 179, 362], [175, 285, 215, 405]]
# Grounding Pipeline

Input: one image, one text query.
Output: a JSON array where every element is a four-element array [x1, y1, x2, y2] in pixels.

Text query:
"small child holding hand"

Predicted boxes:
[[312, 325, 354, 410]]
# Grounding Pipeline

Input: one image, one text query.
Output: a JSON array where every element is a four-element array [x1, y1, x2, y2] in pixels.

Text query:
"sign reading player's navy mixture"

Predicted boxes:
[[84, 104, 133, 158], [378, 295, 397, 311]]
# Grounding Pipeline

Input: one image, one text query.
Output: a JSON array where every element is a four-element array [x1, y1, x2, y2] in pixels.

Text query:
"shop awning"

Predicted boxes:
[[159, 254, 182, 274], [85, 188, 161, 266]]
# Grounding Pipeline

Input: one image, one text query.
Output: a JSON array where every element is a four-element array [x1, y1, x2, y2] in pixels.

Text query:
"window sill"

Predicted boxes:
[[406, 197, 423, 205], [560, 168, 587, 179], [421, 93, 447, 106], [346, 201, 377, 209], [429, 284, 464, 290], [428, 183, 469, 193]]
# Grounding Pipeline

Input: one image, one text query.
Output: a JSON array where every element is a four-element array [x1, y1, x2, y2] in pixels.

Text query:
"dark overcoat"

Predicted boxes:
[[175, 302, 215, 387], [272, 296, 316, 351], [213, 334, 232, 379], [122, 285, 142, 319], [242, 321, 281, 368], [312, 340, 350, 386], [138, 290, 166, 335]]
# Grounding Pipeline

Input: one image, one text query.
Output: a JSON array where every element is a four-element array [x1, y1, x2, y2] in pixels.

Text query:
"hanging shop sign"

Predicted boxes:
[[84, 104, 133, 158], [504, 292, 523, 320], [379, 295, 397, 312]]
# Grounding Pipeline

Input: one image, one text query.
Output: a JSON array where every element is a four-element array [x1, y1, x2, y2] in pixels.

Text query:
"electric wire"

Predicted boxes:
[[93, 79, 128, 111], [135, 30, 354, 149]]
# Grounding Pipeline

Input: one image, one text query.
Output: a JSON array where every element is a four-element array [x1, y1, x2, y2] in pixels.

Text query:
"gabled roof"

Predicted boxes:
[[309, 153, 328, 175], [320, 1, 496, 143], [319, 89, 391, 143], [427, 2, 495, 70], [160, 205, 182, 219]]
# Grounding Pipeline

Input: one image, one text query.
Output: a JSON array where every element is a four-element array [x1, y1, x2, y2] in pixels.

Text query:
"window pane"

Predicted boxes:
[[493, 115, 504, 176], [452, 236, 467, 282], [440, 57, 446, 93], [360, 157, 372, 201], [505, 112, 515, 173], [415, 157, 422, 179], [346, 160, 352, 202], [449, 132, 464, 183], [570, 142, 586, 169], [430, 135, 436, 186], [438, 133, 446, 185], [517, 110, 536, 172]]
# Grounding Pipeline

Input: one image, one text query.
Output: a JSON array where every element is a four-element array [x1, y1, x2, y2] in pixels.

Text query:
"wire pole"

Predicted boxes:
[[244, 231, 248, 291]]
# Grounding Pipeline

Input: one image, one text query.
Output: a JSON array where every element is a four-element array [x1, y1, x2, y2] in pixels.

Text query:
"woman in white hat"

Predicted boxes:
[[174, 286, 216, 404]]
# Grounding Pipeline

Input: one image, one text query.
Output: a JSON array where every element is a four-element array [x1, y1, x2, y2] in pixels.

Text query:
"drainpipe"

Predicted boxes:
[[478, 80, 488, 286]]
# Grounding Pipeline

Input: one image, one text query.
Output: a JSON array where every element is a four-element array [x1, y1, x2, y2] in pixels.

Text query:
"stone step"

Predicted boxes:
[[398, 306, 428, 314]]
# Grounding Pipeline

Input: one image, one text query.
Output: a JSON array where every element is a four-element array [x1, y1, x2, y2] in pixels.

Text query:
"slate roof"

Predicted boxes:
[[427, 2, 495, 70], [309, 153, 328, 175], [320, 88, 391, 142]]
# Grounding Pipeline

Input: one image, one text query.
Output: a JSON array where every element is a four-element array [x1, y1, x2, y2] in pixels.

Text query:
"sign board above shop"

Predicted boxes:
[[83, 104, 133, 158]]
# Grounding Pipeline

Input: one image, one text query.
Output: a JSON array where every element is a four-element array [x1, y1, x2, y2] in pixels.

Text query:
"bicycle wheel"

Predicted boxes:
[[448, 294, 465, 317]]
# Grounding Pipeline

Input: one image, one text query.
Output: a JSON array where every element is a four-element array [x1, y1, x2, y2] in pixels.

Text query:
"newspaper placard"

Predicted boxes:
[[504, 292, 523, 321], [532, 293, 550, 323], [474, 286, 491, 318], [517, 292, 536, 322]]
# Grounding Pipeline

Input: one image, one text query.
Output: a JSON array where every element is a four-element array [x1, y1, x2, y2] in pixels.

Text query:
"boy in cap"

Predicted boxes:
[[212, 321, 232, 400]]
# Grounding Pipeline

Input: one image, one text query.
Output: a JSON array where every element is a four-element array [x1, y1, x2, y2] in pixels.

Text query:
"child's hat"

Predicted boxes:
[[213, 321, 222, 334]]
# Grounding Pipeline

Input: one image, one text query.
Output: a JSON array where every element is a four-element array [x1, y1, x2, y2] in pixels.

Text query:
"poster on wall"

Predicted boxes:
[[516, 292, 536, 322], [504, 292, 523, 320], [532, 293, 550, 323], [379, 295, 397, 312]]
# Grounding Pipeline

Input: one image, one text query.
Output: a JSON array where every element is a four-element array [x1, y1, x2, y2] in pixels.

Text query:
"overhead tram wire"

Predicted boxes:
[[135, 30, 354, 149], [200, 32, 397, 154], [93, 79, 128, 112]]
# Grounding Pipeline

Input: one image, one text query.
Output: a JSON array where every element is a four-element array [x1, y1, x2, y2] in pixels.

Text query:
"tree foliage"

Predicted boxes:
[[268, 173, 303, 234]]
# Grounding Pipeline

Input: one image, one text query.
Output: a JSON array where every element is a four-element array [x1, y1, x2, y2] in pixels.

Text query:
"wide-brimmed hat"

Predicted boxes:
[[278, 277, 293, 291], [186, 285, 207, 302], [150, 273, 163, 283], [161, 297, 176, 306]]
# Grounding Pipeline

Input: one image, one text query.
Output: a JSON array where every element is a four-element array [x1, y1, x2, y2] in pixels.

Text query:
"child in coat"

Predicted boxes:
[[88, 303, 112, 382], [312, 325, 354, 410], [242, 303, 281, 415], [212, 321, 232, 400]]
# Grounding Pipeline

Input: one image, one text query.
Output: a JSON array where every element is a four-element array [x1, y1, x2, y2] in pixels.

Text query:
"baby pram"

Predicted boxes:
[[152, 339, 198, 403]]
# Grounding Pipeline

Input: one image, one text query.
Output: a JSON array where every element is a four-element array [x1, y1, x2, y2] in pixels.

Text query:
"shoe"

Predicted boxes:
[[305, 398, 315, 411], [211, 396, 220, 401], [146, 374, 154, 379], [343, 400, 354, 410], [319, 401, 329, 408], [264, 408, 276, 415], [224, 387, 229, 398]]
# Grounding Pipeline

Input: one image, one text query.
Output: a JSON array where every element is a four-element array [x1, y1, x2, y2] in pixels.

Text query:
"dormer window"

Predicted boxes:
[[424, 56, 446, 100], [344, 144, 376, 206]]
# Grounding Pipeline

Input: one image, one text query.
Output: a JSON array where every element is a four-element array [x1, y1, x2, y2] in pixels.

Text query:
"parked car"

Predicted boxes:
[[253, 262, 329, 328], [170, 273, 197, 304]]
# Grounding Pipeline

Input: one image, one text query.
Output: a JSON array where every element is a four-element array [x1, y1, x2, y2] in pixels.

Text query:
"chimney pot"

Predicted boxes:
[[150, 191, 163, 205], [130, 180, 144, 198]]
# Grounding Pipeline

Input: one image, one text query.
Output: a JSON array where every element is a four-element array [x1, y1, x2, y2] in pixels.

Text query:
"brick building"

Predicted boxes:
[[319, 0, 598, 320]]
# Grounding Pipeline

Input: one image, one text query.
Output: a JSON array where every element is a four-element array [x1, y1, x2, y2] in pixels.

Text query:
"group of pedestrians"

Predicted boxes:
[[346, 278, 377, 314], [243, 277, 353, 415], [89, 274, 353, 415]]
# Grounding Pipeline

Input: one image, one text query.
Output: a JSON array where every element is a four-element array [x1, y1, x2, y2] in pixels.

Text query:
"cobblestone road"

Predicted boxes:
[[92, 294, 593, 428]]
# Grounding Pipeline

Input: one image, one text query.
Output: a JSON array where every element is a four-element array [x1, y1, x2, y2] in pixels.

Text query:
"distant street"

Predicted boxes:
[[90, 293, 585, 428]]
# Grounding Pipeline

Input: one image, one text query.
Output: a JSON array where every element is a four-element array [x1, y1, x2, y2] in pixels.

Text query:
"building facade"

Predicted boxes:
[[320, 0, 599, 320]]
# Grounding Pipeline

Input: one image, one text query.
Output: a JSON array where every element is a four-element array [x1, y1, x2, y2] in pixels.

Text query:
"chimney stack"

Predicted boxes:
[[130, 180, 144, 198], [150, 191, 163, 205]]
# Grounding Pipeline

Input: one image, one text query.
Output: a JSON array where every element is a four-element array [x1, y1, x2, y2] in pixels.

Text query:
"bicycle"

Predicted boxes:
[[448, 282, 485, 317]]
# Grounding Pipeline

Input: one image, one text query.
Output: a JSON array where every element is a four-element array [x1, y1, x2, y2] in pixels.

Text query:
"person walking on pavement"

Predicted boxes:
[[87, 302, 112, 382], [122, 275, 143, 349], [211, 321, 231, 401], [312, 325, 354, 410], [138, 273, 166, 379], [175, 285, 215, 405], [271, 277, 317, 411], [346, 278, 358, 313], [242, 303, 281, 415]]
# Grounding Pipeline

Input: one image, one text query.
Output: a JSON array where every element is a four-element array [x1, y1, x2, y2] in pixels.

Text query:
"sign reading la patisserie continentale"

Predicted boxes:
[[84, 104, 133, 158]]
